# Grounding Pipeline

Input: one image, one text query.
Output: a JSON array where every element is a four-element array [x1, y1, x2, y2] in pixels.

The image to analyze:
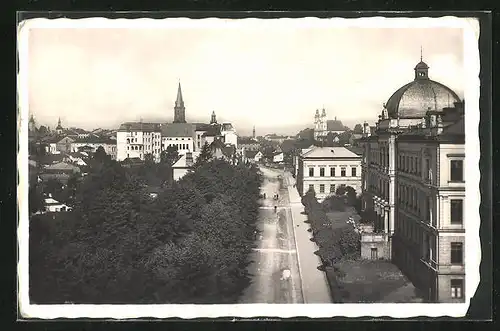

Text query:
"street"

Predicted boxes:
[[239, 166, 304, 303]]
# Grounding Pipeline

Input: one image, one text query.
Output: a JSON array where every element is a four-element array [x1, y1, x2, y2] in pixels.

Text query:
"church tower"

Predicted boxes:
[[321, 108, 327, 134], [210, 111, 217, 125], [252, 126, 256, 139], [314, 109, 321, 140], [173, 81, 186, 123]]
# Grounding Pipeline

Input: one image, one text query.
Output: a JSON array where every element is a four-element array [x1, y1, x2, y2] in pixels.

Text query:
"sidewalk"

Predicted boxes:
[[284, 173, 332, 304]]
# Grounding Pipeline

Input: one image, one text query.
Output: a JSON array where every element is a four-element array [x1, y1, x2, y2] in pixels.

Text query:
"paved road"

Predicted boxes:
[[239, 166, 304, 304]]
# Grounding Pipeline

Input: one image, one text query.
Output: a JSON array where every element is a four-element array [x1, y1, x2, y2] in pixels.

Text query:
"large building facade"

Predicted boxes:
[[359, 58, 466, 303], [296, 146, 362, 201]]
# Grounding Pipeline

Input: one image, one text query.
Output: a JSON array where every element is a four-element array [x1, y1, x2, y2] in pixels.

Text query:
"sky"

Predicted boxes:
[[24, 20, 465, 136]]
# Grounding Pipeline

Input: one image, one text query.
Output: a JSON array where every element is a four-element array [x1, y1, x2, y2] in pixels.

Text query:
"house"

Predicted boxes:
[[71, 136, 117, 159], [273, 152, 284, 163], [172, 151, 200, 181], [44, 195, 72, 212], [358, 58, 465, 303], [238, 137, 260, 151], [296, 146, 362, 201], [244, 150, 263, 163]]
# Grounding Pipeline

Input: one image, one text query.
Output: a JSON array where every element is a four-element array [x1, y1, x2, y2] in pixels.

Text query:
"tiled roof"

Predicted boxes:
[[45, 162, 80, 171], [302, 146, 361, 159], [194, 123, 212, 131], [202, 125, 222, 137], [326, 120, 346, 131], [160, 123, 195, 137], [118, 122, 162, 132]]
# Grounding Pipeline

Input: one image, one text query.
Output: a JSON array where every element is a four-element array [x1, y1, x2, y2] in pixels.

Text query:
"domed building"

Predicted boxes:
[[359, 57, 465, 303]]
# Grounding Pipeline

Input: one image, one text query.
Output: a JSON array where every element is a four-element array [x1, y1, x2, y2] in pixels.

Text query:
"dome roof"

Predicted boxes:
[[385, 61, 461, 119]]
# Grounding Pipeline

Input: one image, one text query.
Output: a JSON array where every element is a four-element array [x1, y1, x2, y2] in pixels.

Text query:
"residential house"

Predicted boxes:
[[44, 195, 72, 212], [273, 152, 284, 163], [172, 151, 200, 181]]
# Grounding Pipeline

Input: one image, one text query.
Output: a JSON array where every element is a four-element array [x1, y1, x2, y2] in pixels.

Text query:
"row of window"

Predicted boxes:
[[398, 154, 423, 176], [308, 183, 346, 194], [398, 185, 463, 225], [164, 137, 192, 141], [164, 143, 191, 150], [308, 166, 358, 177]]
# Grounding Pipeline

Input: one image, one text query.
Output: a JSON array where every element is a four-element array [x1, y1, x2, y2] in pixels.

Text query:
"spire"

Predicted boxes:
[[173, 80, 186, 123], [175, 81, 184, 107], [420, 46, 423, 62], [252, 125, 256, 139]]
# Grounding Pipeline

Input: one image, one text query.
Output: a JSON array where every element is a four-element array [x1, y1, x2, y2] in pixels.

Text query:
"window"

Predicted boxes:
[[320, 167, 325, 177], [351, 167, 357, 177], [425, 159, 431, 179], [371, 247, 378, 260], [450, 160, 464, 181], [330, 184, 336, 193], [450, 242, 463, 264], [341, 167, 346, 177], [450, 200, 463, 225], [330, 167, 335, 176], [308, 184, 314, 192], [309, 167, 314, 177], [319, 184, 325, 193], [451, 279, 464, 299]]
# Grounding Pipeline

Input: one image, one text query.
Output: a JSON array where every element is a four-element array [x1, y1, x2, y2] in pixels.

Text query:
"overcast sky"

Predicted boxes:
[[24, 20, 464, 136]]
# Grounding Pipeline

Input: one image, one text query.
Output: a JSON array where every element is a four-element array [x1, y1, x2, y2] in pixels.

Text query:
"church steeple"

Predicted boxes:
[[252, 125, 256, 139], [210, 111, 217, 125], [173, 80, 186, 123]]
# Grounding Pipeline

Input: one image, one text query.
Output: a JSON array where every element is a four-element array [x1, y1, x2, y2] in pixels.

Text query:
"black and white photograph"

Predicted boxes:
[[17, 15, 481, 319]]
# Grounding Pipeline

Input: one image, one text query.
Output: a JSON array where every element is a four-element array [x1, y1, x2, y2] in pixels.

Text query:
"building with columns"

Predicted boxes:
[[359, 57, 465, 303]]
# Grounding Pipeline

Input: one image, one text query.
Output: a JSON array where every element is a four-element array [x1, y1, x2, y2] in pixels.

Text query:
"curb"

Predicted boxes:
[[284, 173, 306, 304]]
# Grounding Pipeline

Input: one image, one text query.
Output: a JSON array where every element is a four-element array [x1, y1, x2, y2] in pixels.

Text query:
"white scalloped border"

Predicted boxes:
[[17, 16, 481, 319]]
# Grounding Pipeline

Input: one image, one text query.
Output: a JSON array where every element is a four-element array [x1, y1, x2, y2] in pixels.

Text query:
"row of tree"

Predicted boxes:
[[301, 188, 361, 268], [29, 148, 263, 304]]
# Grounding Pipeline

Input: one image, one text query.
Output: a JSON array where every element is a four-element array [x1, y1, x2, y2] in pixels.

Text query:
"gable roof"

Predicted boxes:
[[45, 162, 80, 171], [160, 123, 195, 137], [57, 136, 75, 144], [302, 146, 361, 159]]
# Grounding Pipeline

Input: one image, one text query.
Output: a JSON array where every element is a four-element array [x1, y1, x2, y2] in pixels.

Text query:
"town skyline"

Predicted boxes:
[[25, 21, 464, 135]]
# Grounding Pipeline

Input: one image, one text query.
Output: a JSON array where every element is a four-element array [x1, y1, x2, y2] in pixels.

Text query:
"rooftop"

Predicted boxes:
[[160, 123, 195, 137], [302, 146, 361, 159], [118, 122, 162, 132]]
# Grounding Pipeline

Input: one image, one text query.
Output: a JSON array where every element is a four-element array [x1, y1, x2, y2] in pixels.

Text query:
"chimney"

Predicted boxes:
[[185, 152, 193, 166]]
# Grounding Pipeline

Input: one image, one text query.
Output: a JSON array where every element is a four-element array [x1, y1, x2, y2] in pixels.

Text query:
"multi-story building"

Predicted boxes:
[[116, 82, 238, 162], [296, 146, 362, 201], [359, 57, 465, 303], [116, 122, 162, 162]]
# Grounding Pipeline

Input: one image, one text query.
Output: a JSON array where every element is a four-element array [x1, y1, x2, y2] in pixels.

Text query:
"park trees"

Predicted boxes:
[[30, 151, 263, 304]]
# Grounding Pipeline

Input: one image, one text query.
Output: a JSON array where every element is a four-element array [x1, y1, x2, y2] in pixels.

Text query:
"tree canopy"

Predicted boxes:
[[30, 153, 263, 304]]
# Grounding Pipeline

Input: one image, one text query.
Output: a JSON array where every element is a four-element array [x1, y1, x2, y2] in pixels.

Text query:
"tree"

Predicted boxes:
[[29, 183, 44, 214], [338, 131, 352, 146], [353, 124, 363, 134], [160, 145, 179, 166], [296, 128, 314, 141], [194, 142, 213, 169]]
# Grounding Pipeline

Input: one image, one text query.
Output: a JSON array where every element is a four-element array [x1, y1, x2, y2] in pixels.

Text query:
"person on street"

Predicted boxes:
[[274, 205, 277, 213]]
